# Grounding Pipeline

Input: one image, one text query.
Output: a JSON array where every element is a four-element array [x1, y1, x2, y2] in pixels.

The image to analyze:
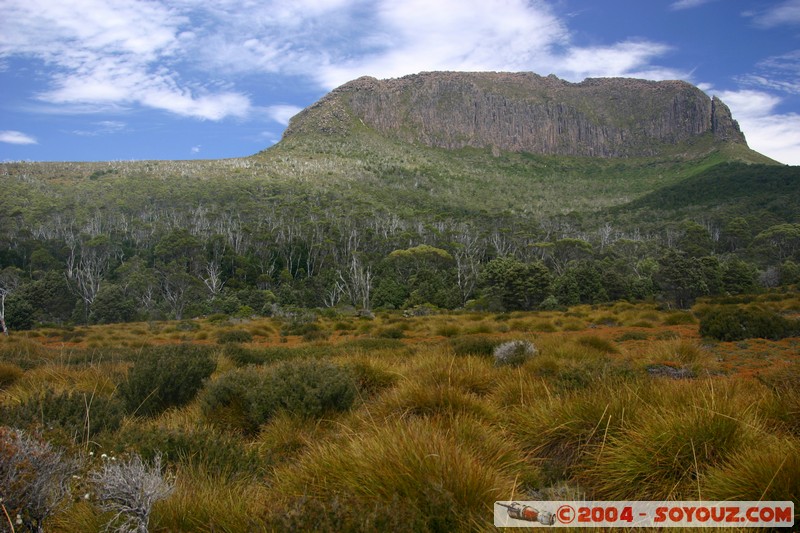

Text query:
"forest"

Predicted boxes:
[[1, 148, 799, 334]]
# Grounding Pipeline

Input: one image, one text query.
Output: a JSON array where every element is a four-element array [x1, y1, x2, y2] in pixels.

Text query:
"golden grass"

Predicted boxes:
[[4, 297, 800, 530]]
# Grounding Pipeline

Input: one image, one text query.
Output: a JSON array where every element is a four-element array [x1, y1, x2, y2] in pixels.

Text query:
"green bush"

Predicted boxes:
[[252, 359, 357, 422], [449, 335, 499, 356], [201, 360, 357, 435], [216, 329, 254, 344], [121, 344, 216, 417], [223, 344, 268, 366], [699, 306, 797, 341], [1, 388, 125, 442], [200, 368, 264, 435]]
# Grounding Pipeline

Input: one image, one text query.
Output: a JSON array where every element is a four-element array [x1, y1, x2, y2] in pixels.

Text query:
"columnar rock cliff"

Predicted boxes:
[[284, 71, 747, 158]]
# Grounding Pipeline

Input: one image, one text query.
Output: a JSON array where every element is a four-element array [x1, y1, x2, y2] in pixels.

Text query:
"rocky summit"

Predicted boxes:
[[284, 71, 746, 158]]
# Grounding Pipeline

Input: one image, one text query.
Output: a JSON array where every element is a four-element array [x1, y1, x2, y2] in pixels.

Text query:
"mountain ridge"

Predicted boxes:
[[283, 71, 752, 159]]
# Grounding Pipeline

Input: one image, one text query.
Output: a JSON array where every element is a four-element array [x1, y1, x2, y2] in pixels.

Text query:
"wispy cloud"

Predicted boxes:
[[716, 89, 800, 165], [72, 120, 127, 136], [266, 105, 303, 126], [0, 130, 37, 144], [557, 41, 685, 81], [737, 50, 800, 95], [1, 0, 251, 120], [744, 0, 800, 28], [1, 0, 685, 122], [669, 0, 716, 11]]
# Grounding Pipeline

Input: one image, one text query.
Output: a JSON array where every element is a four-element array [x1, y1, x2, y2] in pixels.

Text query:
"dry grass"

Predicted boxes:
[[3, 298, 799, 530]]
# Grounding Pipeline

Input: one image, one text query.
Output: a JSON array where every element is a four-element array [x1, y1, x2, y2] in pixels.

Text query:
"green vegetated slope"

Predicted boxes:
[[618, 161, 800, 224], [1, 133, 782, 244]]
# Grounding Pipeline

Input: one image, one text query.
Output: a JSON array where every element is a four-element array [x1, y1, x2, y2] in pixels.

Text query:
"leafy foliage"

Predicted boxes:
[[120, 345, 216, 417], [699, 305, 798, 341], [201, 359, 357, 435], [1, 388, 125, 442]]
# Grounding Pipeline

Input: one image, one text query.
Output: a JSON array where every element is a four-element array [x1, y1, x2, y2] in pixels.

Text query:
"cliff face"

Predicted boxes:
[[284, 72, 747, 158]]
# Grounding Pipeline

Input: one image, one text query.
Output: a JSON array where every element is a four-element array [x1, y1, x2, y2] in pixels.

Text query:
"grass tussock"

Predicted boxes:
[[581, 380, 764, 500], [3, 301, 799, 530], [508, 381, 645, 482], [267, 416, 530, 531], [151, 464, 268, 532], [702, 436, 800, 502]]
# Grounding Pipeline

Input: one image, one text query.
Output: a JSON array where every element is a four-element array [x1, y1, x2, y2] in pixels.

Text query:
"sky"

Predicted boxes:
[[1, 0, 799, 164]]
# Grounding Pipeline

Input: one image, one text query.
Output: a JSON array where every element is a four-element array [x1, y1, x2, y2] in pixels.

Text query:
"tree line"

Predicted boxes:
[[1, 188, 798, 331]]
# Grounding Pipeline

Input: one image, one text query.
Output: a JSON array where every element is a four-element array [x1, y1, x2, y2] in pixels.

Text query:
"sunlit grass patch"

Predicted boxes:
[[580, 380, 764, 500], [702, 436, 800, 502], [508, 381, 645, 482], [268, 416, 527, 531], [151, 464, 268, 532]]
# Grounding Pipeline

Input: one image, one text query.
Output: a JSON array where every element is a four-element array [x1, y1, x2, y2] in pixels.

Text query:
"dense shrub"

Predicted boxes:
[[1, 388, 125, 442], [89, 284, 138, 324], [699, 305, 798, 341], [216, 329, 254, 344], [120, 344, 216, 417], [493, 340, 537, 367], [201, 360, 357, 435], [252, 359, 357, 422], [200, 368, 264, 435], [223, 344, 269, 366]]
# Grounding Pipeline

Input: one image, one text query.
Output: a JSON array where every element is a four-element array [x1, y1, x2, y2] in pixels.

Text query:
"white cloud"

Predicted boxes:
[[716, 89, 800, 165], [72, 120, 127, 136], [738, 50, 800, 95], [746, 0, 800, 28], [317, 0, 569, 87], [557, 41, 686, 81], [669, 0, 716, 10], [0, 130, 37, 145], [1, 0, 692, 124], [266, 105, 303, 125], [1, 0, 251, 120], [191, 145, 201, 154]]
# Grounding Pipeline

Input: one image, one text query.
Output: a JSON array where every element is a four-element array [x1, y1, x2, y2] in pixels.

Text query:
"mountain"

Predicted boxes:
[[0, 71, 798, 321], [283, 71, 762, 160]]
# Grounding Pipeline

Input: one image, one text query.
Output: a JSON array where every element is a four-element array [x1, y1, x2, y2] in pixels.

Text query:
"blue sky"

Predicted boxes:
[[1, 0, 799, 164]]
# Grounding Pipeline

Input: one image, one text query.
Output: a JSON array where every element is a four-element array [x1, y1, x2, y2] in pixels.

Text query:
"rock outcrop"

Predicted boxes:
[[284, 71, 747, 158]]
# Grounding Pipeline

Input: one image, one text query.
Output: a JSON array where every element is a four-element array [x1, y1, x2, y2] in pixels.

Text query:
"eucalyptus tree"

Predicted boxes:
[[0, 266, 21, 335]]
